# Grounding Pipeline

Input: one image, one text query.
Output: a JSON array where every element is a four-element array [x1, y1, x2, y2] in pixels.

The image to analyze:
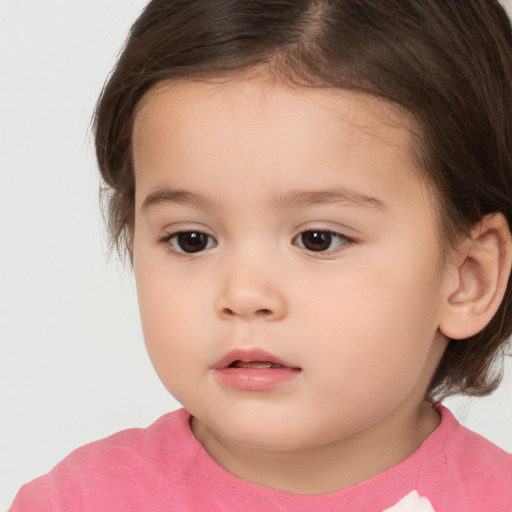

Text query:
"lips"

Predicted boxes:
[[212, 348, 300, 370], [212, 349, 301, 391]]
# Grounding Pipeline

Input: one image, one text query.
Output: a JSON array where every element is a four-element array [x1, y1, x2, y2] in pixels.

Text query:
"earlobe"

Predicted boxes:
[[439, 213, 512, 340]]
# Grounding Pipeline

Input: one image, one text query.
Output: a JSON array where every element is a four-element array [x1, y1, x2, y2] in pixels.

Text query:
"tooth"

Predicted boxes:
[[235, 361, 284, 369]]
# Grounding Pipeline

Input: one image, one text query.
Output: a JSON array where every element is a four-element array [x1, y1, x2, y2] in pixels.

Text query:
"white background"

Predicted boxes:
[[1, 1, 512, 509]]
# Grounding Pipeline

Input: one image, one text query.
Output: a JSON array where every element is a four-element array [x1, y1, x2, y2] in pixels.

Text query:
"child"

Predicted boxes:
[[9, 0, 512, 510]]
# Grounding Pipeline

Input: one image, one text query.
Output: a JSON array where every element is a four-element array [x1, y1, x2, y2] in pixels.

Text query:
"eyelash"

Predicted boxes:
[[157, 229, 355, 257], [158, 231, 216, 256]]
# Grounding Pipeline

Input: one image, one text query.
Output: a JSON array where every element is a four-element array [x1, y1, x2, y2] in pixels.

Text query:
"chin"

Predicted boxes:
[[211, 414, 328, 452]]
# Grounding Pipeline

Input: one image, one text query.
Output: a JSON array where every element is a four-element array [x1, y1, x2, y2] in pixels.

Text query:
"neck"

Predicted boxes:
[[191, 400, 441, 495]]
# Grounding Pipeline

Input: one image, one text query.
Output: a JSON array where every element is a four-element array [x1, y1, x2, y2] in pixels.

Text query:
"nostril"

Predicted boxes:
[[221, 307, 273, 317], [256, 308, 272, 317]]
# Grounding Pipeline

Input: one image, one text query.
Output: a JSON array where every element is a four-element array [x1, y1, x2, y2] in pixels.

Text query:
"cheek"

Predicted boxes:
[[298, 250, 442, 387], [134, 256, 212, 379], [135, 238, 207, 323]]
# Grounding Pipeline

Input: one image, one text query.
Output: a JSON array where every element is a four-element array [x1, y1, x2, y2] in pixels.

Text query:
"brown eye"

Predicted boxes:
[[294, 230, 348, 252], [169, 231, 215, 253]]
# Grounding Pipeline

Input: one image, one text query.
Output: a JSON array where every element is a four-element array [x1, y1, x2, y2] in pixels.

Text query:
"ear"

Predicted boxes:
[[439, 213, 512, 340]]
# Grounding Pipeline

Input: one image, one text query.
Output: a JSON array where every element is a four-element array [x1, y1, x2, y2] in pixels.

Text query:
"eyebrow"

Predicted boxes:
[[141, 187, 220, 211], [270, 187, 389, 212], [141, 185, 389, 213]]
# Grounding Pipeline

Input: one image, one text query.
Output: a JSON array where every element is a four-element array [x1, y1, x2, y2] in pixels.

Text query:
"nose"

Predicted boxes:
[[214, 255, 287, 321]]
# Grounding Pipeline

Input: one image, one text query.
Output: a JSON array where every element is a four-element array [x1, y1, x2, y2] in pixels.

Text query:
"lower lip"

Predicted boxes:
[[213, 367, 301, 391]]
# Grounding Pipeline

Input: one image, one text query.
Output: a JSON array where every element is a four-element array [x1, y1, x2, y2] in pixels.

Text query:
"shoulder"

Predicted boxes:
[[9, 408, 193, 512], [51, 407, 191, 476], [420, 405, 512, 511], [441, 405, 512, 475]]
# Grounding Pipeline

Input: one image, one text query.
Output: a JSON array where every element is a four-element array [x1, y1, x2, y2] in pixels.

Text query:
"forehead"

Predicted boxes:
[[131, 76, 430, 213], [134, 76, 413, 151]]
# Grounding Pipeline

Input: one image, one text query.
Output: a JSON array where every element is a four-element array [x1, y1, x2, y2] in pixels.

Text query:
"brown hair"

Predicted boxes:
[[94, 0, 512, 400]]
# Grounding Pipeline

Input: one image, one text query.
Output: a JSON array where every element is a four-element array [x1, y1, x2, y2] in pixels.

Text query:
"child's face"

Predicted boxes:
[[132, 77, 451, 454]]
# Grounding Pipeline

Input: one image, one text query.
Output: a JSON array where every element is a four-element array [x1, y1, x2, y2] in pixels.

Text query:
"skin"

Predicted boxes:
[[131, 75, 460, 495]]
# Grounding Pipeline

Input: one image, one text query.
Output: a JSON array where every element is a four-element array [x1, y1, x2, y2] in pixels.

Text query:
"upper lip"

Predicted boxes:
[[212, 348, 300, 370]]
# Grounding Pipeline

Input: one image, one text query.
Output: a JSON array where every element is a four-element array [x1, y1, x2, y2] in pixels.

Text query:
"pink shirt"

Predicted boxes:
[[9, 405, 512, 511]]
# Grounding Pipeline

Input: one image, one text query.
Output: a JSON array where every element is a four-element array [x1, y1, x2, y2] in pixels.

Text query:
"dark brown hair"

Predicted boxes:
[[94, 0, 512, 399]]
